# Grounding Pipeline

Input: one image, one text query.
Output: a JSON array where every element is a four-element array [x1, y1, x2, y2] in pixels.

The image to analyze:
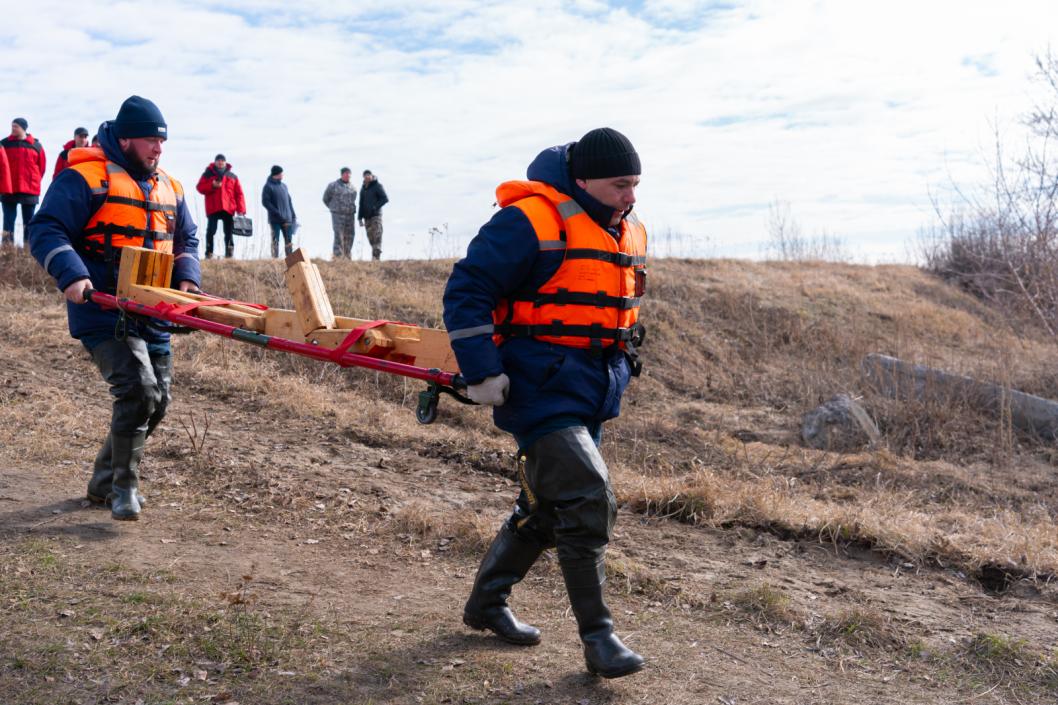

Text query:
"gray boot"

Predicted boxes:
[[110, 432, 145, 521], [86, 435, 146, 507]]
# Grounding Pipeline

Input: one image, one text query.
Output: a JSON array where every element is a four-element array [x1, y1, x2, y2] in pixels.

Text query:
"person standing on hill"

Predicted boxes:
[[196, 153, 247, 259], [53, 126, 91, 177], [27, 95, 201, 522], [443, 128, 647, 679], [0, 141, 10, 203], [262, 165, 296, 258], [357, 169, 388, 260], [322, 166, 357, 259], [1, 117, 47, 247]]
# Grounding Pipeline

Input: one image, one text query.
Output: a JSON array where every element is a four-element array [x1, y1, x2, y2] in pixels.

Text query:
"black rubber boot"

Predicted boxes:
[[463, 524, 544, 645], [86, 436, 114, 504], [110, 432, 145, 521], [562, 559, 644, 678]]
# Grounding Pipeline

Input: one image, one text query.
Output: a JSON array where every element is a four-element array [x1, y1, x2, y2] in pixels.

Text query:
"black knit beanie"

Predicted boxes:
[[113, 95, 167, 139], [569, 127, 641, 179], [12, 117, 28, 131], [270, 165, 283, 176]]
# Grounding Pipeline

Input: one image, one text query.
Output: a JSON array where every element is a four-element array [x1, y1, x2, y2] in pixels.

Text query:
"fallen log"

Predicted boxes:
[[862, 353, 1058, 440]]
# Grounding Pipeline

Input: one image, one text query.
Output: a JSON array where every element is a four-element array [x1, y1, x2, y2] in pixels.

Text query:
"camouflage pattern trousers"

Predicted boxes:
[[331, 212, 356, 259], [364, 215, 383, 260]]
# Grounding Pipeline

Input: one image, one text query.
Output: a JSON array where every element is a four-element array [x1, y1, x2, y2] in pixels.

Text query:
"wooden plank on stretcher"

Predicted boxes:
[[261, 308, 459, 372], [117, 246, 173, 296], [152, 251, 174, 289], [284, 249, 335, 336], [117, 247, 149, 298], [390, 326, 459, 372], [262, 309, 399, 357], [129, 285, 266, 331], [330, 316, 457, 371], [305, 328, 396, 357]]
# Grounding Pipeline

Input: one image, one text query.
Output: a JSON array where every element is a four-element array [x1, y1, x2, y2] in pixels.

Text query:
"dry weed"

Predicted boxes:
[[724, 583, 798, 630], [959, 633, 1058, 694], [814, 607, 908, 652]]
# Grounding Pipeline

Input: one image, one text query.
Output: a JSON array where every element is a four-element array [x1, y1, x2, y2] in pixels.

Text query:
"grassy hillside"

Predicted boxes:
[[2, 249, 1057, 703], [6, 251, 1058, 579]]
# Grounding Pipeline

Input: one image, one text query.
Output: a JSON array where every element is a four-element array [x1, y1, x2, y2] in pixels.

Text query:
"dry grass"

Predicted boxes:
[[6, 253, 1058, 701], [814, 607, 909, 652], [0, 536, 337, 704], [6, 254, 1058, 584], [959, 633, 1058, 693], [723, 583, 798, 630]]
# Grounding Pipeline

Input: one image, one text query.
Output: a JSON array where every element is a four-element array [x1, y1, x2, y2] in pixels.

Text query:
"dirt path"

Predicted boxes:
[[2, 300, 1056, 704]]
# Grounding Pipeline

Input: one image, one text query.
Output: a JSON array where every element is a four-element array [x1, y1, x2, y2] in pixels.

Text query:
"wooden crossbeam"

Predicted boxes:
[[130, 286, 267, 330]]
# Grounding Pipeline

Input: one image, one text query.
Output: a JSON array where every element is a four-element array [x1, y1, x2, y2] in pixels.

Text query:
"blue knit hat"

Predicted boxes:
[[113, 95, 167, 139]]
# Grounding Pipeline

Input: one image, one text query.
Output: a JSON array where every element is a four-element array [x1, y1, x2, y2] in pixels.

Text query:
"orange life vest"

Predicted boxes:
[[492, 180, 647, 351], [67, 147, 182, 259]]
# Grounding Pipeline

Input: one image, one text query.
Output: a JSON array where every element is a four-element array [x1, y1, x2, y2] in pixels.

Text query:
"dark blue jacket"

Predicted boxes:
[[442, 144, 637, 445], [27, 121, 201, 351], [262, 176, 296, 225]]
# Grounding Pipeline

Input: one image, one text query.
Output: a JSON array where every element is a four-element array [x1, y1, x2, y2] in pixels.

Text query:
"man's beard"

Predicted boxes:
[[121, 146, 158, 175]]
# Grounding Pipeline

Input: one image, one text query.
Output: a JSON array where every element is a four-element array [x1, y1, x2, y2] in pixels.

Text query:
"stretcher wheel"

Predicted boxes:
[[416, 387, 439, 424]]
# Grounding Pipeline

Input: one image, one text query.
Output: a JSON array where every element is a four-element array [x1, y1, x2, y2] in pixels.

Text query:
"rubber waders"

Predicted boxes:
[[463, 524, 544, 645], [109, 432, 146, 521]]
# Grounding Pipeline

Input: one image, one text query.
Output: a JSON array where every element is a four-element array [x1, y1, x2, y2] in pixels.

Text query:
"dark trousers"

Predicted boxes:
[[205, 211, 235, 258], [270, 222, 293, 258], [2, 200, 36, 245], [507, 425, 617, 565], [90, 337, 172, 437]]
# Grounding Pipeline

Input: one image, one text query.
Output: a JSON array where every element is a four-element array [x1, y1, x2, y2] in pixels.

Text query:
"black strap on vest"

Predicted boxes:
[[509, 288, 640, 310], [103, 194, 177, 213], [563, 248, 646, 267], [495, 321, 645, 345]]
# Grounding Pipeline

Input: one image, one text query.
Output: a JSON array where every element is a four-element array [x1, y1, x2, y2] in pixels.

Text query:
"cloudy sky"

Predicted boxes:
[[2, 0, 1055, 262]]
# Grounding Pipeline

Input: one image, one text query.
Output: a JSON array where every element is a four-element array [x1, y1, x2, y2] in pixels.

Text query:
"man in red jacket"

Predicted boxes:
[[195, 153, 246, 258], [0, 142, 10, 198], [1, 117, 47, 247], [53, 126, 91, 177]]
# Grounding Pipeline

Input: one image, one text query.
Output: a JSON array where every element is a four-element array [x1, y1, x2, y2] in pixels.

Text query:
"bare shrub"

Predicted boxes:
[[923, 50, 1058, 335], [762, 200, 850, 262]]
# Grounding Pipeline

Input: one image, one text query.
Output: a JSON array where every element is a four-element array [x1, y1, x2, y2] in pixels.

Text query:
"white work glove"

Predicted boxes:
[[467, 373, 510, 406]]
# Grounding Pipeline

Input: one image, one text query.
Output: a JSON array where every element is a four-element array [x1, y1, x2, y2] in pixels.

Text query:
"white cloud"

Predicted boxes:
[[1, 0, 1055, 263]]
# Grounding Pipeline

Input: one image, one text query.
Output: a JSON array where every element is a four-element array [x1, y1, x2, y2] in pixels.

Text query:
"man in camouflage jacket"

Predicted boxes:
[[322, 167, 357, 259]]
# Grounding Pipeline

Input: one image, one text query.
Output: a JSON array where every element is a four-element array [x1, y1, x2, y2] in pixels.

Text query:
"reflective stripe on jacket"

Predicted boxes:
[[68, 147, 182, 257], [491, 180, 647, 351]]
